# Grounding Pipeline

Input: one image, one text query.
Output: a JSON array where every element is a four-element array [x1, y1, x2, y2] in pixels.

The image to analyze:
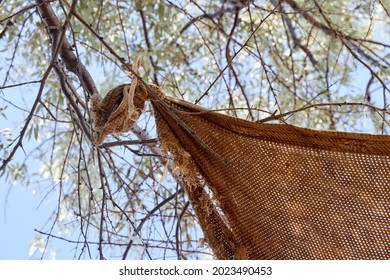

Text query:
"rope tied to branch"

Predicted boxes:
[[90, 55, 153, 145]]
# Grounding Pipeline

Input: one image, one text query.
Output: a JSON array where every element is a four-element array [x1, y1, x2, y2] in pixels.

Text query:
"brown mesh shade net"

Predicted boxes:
[[91, 82, 390, 260]]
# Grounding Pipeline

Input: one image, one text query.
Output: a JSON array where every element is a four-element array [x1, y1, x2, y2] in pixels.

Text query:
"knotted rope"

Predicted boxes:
[[90, 55, 152, 145]]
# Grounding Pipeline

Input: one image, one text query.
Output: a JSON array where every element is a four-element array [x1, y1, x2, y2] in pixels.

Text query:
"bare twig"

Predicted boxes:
[[195, 0, 285, 104], [138, 9, 160, 85], [271, 0, 317, 65], [258, 101, 390, 125], [285, 0, 390, 48], [122, 188, 185, 259], [101, 139, 158, 148], [312, 0, 389, 94]]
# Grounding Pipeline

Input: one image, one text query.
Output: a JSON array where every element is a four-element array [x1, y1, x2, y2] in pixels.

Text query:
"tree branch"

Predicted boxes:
[[138, 9, 160, 86], [1, 1, 72, 173], [195, 0, 285, 104], [36, 0, 98, 97], [285, 0, 390, 48], [258, 101, 390, 125]]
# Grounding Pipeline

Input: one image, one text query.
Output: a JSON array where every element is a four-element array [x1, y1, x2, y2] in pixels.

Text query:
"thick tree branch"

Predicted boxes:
[[36, 1, 166, 156], [36, 0, 98, 97]]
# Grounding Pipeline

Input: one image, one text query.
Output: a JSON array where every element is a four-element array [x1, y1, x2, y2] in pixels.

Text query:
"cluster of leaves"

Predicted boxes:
[[0, 0, 389, 259]]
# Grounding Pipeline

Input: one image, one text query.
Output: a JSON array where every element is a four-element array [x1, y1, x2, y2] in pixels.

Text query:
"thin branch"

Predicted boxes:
[[177, 5, 238, 38], [53, 64, 92, 141], [2, 14, 31, 87], [195, 0, 286, 104], [122, 188, 185, 260], [0, 19, 13, 39], [285, 0, 390, 48], [225, 9, 248, 119], [96, 149, 107, 260], [312, 0, 390, 94], [271, 0, 317, 65], [0, 4, 39, 24], [175, 201, 190, 260], [101, 139, 158, 148], [34, 229, 212, 255], [258, 101, 390, 125], [379, 0, 390, 17], [0, 80, 42, 90], [138, 9, 160, 85]]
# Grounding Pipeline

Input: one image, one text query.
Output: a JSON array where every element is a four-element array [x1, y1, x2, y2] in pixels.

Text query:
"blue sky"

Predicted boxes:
[[0, 81, 76, 259], [0, 179, 50, 259], [0, 108, 68, 259]]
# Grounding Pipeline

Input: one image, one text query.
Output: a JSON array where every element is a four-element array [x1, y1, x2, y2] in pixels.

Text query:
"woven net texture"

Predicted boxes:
[[90, 65, 389, 260]]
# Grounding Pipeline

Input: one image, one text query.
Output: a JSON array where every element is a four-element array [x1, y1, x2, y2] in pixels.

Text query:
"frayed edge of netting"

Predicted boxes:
[[155, 119, 248, 260]]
